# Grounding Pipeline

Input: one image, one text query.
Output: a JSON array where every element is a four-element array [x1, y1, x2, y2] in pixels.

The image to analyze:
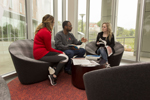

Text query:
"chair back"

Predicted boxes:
[[113, 42, 124, 56], [8, 39, 50, 84], [85, 41, 97, 55], [83, 62, 150, 100], [9, 39, 34, 58]]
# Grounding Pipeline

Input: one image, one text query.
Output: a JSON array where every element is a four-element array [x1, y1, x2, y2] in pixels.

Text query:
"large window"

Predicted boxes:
[[0, 0, 26, 75], [32, 0, 53, 36], [1, 0, 150, 76], [89, 0, 102, 42], [58, 0, 63, 32], [116, 0, 138, 61], [139, 0, 150, 62], [66, 0, 68, 20], [78, 0, 86, 40]]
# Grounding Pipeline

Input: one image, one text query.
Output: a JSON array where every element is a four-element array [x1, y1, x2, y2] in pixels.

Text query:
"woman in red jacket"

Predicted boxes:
[[33, 14, 68, 86]]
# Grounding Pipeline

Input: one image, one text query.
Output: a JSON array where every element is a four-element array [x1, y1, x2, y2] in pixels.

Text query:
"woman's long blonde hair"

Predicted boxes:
[[102, 22, 113, 41], [34, 14, 54, 34]]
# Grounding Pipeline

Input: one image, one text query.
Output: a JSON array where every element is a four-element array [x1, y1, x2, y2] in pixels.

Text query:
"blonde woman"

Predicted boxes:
[[33, 14, 68, 86], [95, 22, 115, 67]]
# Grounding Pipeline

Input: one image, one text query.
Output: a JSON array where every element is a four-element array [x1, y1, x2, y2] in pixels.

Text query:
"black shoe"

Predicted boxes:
[[48, 75, 57, 86], [64, 70, 72, 75], [97, 57, 101, 61]]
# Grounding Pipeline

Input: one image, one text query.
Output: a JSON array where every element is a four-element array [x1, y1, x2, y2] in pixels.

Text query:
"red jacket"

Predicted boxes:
[[33, 27, 63, 60]]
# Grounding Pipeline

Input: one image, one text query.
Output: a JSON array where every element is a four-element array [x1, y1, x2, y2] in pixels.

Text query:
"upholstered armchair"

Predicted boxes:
[[85, 41, 124, 66], [8, 39, 51, 84], [0, 76, 11, 100], [83, 62, 150, 100]]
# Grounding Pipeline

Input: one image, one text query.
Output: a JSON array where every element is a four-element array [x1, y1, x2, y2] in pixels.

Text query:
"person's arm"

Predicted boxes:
[[43, 31, 63, 54], [71, 34, 82, 45], [96, 32, 101, 46], [55, 34, 70, 51]]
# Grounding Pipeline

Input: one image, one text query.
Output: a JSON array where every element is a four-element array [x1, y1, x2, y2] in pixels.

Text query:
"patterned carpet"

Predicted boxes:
[[8, 72, 87, 100]]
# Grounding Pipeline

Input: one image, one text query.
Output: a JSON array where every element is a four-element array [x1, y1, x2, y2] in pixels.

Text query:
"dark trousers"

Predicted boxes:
[[39, 52, 68, 76], [63, 48, 85, 71]]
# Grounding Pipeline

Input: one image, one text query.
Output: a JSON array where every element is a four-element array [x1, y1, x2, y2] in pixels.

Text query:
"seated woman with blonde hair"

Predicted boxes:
[[95, 22, 115, 68]]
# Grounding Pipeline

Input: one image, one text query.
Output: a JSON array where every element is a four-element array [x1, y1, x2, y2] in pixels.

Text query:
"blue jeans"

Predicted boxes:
[[97, 47, 108, 62], [63, 48, 85, 71]]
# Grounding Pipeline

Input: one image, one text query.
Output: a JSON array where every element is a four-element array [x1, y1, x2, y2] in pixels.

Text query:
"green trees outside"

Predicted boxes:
[[18, 22, 26, 37], [117, 27, 135, 37], [0, 22, 26, 41], [97, 20, 101, 27], [116, 26, 135, 52], [0, 26, 2, 38], [78, 20, 86, 33]]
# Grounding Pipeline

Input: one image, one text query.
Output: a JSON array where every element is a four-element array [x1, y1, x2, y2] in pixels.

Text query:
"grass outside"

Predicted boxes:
[[117, 38, 135, 52]]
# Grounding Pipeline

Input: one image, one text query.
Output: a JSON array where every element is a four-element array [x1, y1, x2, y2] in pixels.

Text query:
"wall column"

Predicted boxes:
[[25, 0, 33, 39], [101, 0, 118, 37], [134, 0, 150, 59], [68, 0, 78, 37]]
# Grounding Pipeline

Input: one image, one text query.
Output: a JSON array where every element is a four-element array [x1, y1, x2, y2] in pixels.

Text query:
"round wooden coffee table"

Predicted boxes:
[[71, 64, 105, 90]]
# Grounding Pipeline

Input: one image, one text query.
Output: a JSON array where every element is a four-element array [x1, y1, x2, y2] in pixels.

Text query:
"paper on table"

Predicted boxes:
[[72, 58, 91, 65], [72, 58, 99, 66], [89, 60, 99, 66]]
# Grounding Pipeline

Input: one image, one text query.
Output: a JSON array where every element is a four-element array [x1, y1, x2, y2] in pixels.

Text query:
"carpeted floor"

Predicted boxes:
[[8, 72, 87, 100]]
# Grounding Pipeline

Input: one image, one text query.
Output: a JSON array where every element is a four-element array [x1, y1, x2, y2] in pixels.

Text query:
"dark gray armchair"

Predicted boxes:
[[0, 76, 11, 100], [85, 41, 124, 66], [8, 39, 50, 84], [83, 62, 150, 100]]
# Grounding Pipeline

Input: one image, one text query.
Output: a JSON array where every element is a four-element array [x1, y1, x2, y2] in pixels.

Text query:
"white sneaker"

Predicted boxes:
[[48, 67, 55, 75], [106, 64, 111, 68]]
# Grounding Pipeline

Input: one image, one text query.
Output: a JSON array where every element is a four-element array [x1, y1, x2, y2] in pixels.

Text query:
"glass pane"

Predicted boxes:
[[58, 0, 63, 32], [32, 0, 53, 38], [0, 0, 26, 75], [140, 0, 150, 62], [66, 0, 68, 20], [89, 0, 102, 42], [78, 0, 86, 40], [116, 0, 138, 61]]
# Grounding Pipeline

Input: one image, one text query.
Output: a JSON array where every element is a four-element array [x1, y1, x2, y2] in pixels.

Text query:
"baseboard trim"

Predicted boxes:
[[2, 71, 17, 79]]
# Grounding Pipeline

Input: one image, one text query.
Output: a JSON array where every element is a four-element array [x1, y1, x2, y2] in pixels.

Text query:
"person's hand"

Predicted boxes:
[[81, 37, 87, 43], [97, 42, 100, 45], [71, 47, 78, 50]]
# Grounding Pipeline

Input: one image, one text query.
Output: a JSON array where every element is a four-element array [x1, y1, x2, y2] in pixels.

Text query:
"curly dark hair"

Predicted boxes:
[[62, 21, 70, 29]]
